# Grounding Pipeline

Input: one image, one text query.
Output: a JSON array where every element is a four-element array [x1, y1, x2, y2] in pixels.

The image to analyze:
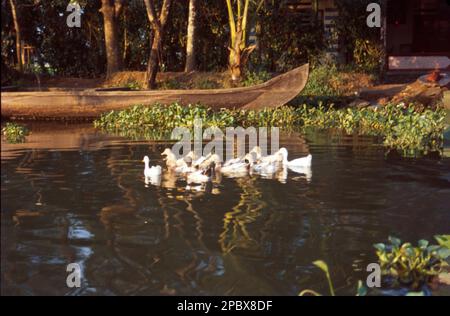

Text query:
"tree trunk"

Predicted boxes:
[[146, 30, 162, 89], [100, 0, 122, 79], [9, 0, 22, 72], [185, 0, 197, 72], [143, 0, 172, 89]]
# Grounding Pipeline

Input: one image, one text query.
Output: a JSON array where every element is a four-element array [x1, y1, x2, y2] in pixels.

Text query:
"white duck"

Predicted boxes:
[[252, 160, 279, 174], [223, 146, 261, 167], [187, 165, 213, 184], [278, 148, 312, 168], [161, 148, 188, 169], [220, 154, 254, 177], [142, 156, 162, 178], [174, 156, 197, 174], [259, 149, 283, 164], [198, 153, 222, 171]]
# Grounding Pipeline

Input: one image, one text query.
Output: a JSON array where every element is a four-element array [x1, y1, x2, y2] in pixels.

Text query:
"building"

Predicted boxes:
[[285, 0, 450, 72]]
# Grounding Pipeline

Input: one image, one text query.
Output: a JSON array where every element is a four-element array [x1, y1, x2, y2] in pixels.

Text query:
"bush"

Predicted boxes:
[[2, 122, 29, 143]]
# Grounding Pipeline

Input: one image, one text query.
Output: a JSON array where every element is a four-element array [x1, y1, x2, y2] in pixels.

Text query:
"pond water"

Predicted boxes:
[[1, 123, 449, 295]]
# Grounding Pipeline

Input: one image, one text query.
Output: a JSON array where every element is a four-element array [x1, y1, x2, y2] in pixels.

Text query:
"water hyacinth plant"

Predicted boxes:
[[1, 122, 29, 143], [374, 235, 450, 290], [93, 102, 446, 157]]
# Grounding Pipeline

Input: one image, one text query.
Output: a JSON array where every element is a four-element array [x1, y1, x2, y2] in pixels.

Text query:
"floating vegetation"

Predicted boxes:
[[374, 235, 450, 290], [1, 122, 29, 143], [93, 102, 446, 157]]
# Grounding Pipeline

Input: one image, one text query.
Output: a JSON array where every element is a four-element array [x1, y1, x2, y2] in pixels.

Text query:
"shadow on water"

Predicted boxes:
[[1, 122, 449, 295]]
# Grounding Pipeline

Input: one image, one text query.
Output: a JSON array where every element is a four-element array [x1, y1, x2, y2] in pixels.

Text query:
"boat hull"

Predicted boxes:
[[1, 64, 308, 120]]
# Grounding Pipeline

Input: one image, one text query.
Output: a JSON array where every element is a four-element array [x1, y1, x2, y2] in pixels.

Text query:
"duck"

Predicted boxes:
[[259, 149, 283, 164], [198, 153, 222, 171], [187, 163, 214, 184], [220, 154, 254, 177], [142, 156, 162, 178], [277, 148, 312, 168], [249, 146, 262, 160], [161, 148, 188, 169], [174, 156, 197, 174], [252, 160, 279, 174]]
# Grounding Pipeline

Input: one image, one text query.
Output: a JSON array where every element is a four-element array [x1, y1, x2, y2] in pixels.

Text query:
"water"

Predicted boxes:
[[1, 123, 449, 296]]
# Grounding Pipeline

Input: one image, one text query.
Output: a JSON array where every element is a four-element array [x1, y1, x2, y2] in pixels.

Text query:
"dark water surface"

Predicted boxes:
[[1, 123, 449, 295]]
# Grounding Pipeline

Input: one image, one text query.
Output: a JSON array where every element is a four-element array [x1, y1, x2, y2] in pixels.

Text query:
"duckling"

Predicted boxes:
[[142, 156, 162, 178], [278, 148, 312, 168]]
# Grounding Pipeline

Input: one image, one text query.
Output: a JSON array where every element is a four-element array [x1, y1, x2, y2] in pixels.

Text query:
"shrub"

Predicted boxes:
[[2, 122, 29, 143]]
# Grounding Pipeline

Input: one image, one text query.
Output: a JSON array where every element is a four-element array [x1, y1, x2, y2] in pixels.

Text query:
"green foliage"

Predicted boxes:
[[334, 0, 383, 74], [296, 103, 446, 156], [2, 122, 29, 143], [301, 64, 341, 97], [313, 260, 335, 296], [299, 260, 365, 296], [94, 103, 446, 157], [374, 235, 450, 290], [196, 78, 220, 89], [353, 39, 384, 74], [242, 70, 271, 87], [124, 80, 142, 91], [160, 78, 182, 90]]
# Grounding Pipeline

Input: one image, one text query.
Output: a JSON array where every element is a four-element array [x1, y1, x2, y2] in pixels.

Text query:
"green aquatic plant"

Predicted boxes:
[[374, 235, 450, 290], [1, 122, 29, 143], [93, 102, 446, 157], [299, 260, 366, 296]]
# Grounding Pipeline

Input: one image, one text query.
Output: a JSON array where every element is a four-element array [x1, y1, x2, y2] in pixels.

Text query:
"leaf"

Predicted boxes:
[[312, 260, 335, 296], [356, 280, 367, 296], [313, 260, 329, 274], [434, 235, 450, 249], [406, 291, 425, 296], [389, 236, 401, 248], [374, 243, 385, 252], [437, 248, 450, 260], [418, 239, 429, 249]]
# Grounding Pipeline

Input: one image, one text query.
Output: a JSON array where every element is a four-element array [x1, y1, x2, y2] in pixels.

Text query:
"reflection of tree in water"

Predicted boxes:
[[219, 176, 267, 254]]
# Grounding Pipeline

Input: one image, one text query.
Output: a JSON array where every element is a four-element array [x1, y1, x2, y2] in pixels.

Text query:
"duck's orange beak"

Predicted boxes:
[[141, 159, 145, 163]]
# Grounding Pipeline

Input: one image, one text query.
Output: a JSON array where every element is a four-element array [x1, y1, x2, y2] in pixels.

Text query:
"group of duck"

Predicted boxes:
[[142, 146, 312, 185]]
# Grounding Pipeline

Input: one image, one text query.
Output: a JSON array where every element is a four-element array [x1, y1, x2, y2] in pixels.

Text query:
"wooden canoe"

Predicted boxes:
[[1, 63, 308, 120]]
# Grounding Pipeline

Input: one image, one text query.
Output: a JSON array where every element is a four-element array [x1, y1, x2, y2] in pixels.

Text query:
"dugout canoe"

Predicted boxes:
[[1, 64, 309, 120]]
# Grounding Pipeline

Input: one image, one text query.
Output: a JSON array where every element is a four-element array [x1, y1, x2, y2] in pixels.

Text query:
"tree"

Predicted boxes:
[[100, 0, 124, 78], [143, 0, 172, 89], [226, 0, 255, 82], [9, 0, 22, 71], [184, 0, 197, 72]]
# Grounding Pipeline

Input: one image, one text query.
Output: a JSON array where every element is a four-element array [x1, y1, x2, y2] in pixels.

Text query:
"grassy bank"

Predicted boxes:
[[93, 102, 446, 157]]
